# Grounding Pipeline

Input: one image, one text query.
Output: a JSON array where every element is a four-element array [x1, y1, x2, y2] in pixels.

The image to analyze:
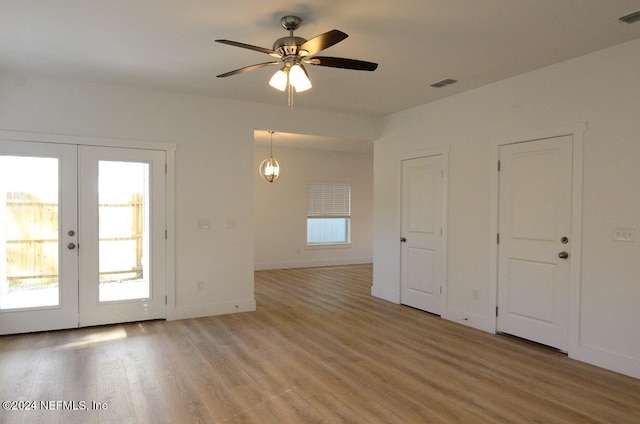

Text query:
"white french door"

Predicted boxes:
[[0, 142, 166, 334], [78, 146, 166, 327], [0, 142, 79, 333]]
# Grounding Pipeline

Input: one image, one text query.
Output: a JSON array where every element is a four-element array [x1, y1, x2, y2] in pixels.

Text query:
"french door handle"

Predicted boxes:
[[400, 237, 407, 243], [558, 251, 569, 259], [67, 243, 77, 250]]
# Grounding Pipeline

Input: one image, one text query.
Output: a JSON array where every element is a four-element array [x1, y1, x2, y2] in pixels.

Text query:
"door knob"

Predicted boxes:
[[67, 243, 77, 250], [400, 237, 407, 243], [558, 251, 569, 259]]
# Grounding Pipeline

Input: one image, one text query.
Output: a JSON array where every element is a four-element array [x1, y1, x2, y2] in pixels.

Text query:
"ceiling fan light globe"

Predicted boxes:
[[269, 69, 288, 91], [289, 64, 312, 92]]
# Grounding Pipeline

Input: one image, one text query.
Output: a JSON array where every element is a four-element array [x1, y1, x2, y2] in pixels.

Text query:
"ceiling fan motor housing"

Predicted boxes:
[[273, 36, 307, 56]]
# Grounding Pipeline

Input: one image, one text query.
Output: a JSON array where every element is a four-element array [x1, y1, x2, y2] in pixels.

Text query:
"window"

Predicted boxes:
[[307, 183, 351, 245]]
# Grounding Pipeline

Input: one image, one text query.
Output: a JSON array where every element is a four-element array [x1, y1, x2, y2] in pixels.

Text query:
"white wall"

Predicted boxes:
[[254, 144, 373, 270], [0, 73, 381, 320], [373, 38, 640, 378]]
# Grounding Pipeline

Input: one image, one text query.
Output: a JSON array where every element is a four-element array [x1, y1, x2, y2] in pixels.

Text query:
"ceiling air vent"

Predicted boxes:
[[619, 11, 640, 24], [430, 78, 458, 88]]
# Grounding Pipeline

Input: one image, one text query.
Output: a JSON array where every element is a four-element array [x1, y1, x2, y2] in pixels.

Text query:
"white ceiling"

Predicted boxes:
[[2, 0, 640, 118]]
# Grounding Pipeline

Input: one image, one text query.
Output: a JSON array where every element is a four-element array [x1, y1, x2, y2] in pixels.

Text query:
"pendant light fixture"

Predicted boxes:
[[259, 131, 280, 183]]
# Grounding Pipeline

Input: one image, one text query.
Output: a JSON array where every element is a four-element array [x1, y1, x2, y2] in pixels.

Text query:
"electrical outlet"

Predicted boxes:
[[473, 289, 480, 301], [196, 281, 204, 291]]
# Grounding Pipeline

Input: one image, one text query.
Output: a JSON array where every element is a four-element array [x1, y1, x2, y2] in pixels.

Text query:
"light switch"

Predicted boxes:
[[197, 218, 211, 229], [613, 227, 635, 242]]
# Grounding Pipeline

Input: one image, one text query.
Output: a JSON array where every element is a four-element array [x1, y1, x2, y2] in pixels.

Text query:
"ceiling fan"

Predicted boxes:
[[216, 15, 378, 106]]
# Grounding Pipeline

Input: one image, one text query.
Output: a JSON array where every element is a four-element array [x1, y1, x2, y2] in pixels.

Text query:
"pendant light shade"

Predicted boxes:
[[259, 156, 280, 182], [259, 131, 280, 183]]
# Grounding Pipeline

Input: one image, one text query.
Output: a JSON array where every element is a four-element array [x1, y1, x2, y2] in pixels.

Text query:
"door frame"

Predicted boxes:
[[0, 130, 177, 323], [489, 122, 584, 358], [398, 145, 449, 314]]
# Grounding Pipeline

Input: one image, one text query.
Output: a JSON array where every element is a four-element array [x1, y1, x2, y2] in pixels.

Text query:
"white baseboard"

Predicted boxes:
[[442, 307, 495, 333], [577, 344, 640, 379], [371, 285, 400, 304], [254, 257, 373, 271], [167, 298, 256, 321]]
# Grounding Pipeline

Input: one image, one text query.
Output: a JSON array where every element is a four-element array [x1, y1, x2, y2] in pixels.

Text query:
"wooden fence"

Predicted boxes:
[[1, 192, 144, 291]]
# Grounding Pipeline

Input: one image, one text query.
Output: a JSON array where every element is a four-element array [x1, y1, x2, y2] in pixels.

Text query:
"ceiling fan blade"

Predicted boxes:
[[215, 39, 280, 57], [307, 56, 378, 71], [217, 61, 280, 78], [299, 30, 348, 56]]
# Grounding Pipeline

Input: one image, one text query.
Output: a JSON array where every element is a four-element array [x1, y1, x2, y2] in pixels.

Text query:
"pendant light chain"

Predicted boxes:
[[269, 130, 274, 155]]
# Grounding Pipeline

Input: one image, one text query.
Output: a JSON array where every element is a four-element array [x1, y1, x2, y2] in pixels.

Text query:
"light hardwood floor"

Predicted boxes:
[[1, 264, 640, 423]]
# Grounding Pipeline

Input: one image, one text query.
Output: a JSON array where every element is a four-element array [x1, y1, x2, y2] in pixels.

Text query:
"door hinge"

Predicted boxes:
[[165, 295, 168, 305], [440, 286, 442, 294], [165, 163, 168, 174], [497, 233, 500, 244], [496, 306, 499, 316], [165, 230, 168, 240], [497, 160, 501, 172]]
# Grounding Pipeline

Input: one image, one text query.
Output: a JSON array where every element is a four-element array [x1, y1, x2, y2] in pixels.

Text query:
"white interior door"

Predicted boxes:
[[400, 155, 444, 315], [0, 141, 79, 334], [497, 135, 572, 351], [79, 146, 166, 327]]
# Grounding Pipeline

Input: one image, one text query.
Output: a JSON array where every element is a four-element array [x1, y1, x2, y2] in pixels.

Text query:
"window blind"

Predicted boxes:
[[307, 183, 351, 217]]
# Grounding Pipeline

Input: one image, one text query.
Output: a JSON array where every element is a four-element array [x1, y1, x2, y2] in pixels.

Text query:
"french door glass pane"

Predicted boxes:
[[0, 156, 60, 309], [98, 161, 150, 302]]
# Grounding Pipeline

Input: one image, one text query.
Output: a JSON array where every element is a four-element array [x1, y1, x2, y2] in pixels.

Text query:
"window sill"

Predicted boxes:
[[305, 243, 351, 250]]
